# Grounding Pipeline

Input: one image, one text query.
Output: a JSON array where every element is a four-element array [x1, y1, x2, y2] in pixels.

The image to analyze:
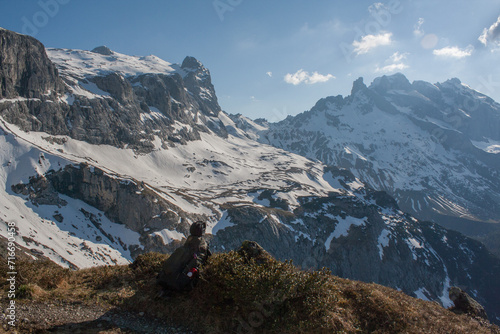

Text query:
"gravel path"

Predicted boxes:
[[0, 300, 199, 334]]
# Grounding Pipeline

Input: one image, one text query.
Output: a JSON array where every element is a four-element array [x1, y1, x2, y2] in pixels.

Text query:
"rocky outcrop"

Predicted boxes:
[[449, 287, 489, 320], [0, 29, 64, 99], [237, 240, 273, 265], [91, 45, 113, 56], [181, 56, 221, 119]]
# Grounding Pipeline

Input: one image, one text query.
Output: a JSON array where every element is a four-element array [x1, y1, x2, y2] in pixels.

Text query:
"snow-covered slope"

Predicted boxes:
[[46, 47, 180, 79], [0, 113, 336, 267], [0, 121, 141, 268]]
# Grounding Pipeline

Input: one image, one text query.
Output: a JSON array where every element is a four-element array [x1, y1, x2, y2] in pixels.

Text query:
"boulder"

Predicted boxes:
[[449, 286, 488, 320], [237, 240, 273, 265]]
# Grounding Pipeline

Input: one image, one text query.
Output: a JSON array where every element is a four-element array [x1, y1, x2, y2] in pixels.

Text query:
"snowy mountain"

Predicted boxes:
[[252, 74, 500, 241], [0, 28, 499, 322]]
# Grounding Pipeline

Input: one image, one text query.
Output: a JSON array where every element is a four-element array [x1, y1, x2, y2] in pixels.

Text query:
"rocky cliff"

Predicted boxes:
[[0, 28, 64, 99]]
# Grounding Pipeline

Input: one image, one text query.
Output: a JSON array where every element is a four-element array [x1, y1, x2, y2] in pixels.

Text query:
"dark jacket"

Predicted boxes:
[[157, 235, 210, 291]]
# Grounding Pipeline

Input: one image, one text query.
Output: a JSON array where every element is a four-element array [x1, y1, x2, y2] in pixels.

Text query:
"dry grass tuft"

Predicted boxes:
[[1, 251, 499, 334]]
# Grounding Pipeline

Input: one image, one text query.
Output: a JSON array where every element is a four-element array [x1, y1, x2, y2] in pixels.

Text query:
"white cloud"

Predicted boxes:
[[479, 15, 500, 47], [352, 32, 392, 55], [414, 18, 425, 37], [307, 71, 335, 84], [433, 45, 474, 59], [376, 52, 409, 73], [376, 63, 409, 73], [390, 51, 407, 63], [266, 71, 273, 77], [284, 69, 335, 85]]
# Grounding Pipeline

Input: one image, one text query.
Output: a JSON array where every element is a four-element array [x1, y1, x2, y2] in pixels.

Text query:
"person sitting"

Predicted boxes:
[[156, 221, 211, 295]]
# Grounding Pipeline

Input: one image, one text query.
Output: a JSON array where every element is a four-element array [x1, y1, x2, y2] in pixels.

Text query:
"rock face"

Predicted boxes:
[[11, 163, 205, 257], [0, 29, 64, 99], [0, 28, 225, 152], [254, 74, 500, 239], [0, 29, 68, 136]]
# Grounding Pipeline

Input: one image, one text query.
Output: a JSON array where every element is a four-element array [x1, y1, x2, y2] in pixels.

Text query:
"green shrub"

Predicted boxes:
[[16, 284, 34, 299], [190, 251, 345, 333], [129, 252, 168, 280]]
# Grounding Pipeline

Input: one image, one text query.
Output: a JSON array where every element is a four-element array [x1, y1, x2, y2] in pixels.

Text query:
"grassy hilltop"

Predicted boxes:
[[1, 243, 499, 333]]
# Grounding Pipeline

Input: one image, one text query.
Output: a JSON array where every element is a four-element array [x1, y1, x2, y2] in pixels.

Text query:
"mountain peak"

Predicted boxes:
[[441, 77, 463, 88], [351, 77, 367, 95], [91, 45, 113, 55], [446, 77, 462, 84], [311, 95, 345, 113], [181, 56, 204, 71], [369, 73, 412, 93]]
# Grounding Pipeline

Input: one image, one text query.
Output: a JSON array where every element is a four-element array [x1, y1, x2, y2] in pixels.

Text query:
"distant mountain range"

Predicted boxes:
[[235, 73, 500, 245], [0, 27, 499, 323]]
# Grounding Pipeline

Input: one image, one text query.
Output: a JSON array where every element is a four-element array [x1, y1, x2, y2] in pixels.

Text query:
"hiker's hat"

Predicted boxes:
[[190, 221, 206, 237]]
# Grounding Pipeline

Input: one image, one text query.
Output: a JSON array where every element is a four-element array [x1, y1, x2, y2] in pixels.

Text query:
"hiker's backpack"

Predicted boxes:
[[157, 235, 210, 291]]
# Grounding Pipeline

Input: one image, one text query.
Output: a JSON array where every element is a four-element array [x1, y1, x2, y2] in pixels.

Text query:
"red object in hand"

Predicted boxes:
[[187, 267, 198, 278]]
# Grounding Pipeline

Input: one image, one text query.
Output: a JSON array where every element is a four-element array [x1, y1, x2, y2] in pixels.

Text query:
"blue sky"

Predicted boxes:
[[1, 0, 500, 121]]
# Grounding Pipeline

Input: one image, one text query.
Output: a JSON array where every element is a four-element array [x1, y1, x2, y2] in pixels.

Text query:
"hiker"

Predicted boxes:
[[156, 221, 211, 295]]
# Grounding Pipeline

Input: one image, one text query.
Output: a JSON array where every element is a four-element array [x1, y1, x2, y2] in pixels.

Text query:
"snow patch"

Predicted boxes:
[[405, 237, 424, 261], [325, 216, 366, 250], [282, 221, 312, 242], [324, 232, 335, 251], [377, 229, 391, 260], [408, 238, 423, 249], [471, 138, 500, 154], [248, 191, 271, 207], [210, 211, 235, 235], [439, 273, 453, 308], [58, 93, 75, 105], [79, 81, 111, 97], [153, 228, 185, 245], [46, 48, 178, 79], [331, 216, 366, 239], [414, 287, 431, 301], [140, 106, 169, 123]]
